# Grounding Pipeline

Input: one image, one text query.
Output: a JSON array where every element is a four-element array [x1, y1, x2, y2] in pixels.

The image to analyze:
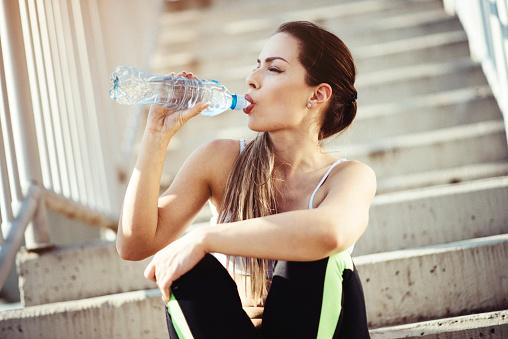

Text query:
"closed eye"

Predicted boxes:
[[252, 65, 283, 73]]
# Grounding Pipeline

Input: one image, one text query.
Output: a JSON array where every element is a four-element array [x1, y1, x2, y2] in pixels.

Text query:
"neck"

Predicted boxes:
[[268, 130, 335, 181]]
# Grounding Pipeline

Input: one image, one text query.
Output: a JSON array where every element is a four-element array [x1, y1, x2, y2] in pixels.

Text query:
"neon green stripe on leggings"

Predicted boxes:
[[316, 251, 354, 339], [167, 290, 194, 339]]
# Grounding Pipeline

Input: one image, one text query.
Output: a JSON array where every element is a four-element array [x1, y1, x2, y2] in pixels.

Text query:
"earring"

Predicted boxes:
[[306, 101, 312, 109]]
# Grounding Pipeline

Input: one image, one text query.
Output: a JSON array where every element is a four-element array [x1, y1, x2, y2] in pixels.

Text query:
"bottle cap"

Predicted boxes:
[[231, 94, 249, 110]]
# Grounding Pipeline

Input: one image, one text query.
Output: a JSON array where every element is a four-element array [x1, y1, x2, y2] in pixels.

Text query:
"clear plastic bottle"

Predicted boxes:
[[108, 65, 248, 117]]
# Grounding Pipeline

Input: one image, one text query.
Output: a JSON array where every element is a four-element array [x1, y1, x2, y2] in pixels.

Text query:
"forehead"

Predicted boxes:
[[258, 32, 300, 62]]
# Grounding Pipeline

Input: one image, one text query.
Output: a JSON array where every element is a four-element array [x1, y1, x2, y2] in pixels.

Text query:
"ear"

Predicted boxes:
[[309, 83, 333, 106]]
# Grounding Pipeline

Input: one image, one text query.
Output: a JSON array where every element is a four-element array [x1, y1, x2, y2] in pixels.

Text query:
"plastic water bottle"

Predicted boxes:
[[108, 65, 248, 117]]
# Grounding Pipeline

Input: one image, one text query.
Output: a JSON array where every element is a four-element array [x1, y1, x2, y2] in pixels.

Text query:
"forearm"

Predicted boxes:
[[117, 129, 173, 256], [201, 209, 340, 262]]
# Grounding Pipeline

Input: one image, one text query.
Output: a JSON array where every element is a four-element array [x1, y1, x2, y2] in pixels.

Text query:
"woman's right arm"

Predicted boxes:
[[116, 71, 211, 260], [117, 127, 217, 261], [116, 128, 170, 261]]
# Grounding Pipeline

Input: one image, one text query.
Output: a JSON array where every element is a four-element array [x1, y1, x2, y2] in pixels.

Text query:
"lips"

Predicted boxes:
[[244, 103, 255, 114], [244, 94, 256, 114], [245, 94, 255, 104]]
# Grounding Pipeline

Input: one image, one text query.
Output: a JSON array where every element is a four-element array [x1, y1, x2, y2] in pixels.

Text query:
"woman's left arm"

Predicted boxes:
[[145, 160, 376, 302], [202, 160, 377, 261]]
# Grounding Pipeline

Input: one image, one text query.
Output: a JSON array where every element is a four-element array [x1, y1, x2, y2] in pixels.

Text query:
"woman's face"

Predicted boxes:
[[245, 32, 320, 134]]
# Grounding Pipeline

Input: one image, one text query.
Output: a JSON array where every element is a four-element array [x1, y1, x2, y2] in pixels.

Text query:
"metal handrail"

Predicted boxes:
[[444, 0, 508, 141], [0, 0, 164, 293], [0, 0, 121, 291], [44, 189, 118, 231], [0, 183, 118, 289], [0, 184, 42, 290]]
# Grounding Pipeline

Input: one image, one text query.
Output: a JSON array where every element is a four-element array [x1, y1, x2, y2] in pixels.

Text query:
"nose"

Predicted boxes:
[[245, 68, 260, 89]]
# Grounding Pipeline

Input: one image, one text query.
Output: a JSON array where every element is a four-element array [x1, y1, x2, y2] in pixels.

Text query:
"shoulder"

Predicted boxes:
[[198, 138, 242, 170], [202, 138, 241, 155], [198, 138, 244, 188], [327, 159, 377, 199]]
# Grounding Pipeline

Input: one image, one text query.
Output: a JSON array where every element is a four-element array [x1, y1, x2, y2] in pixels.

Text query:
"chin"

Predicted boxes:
[[247, 122, 266, 133]]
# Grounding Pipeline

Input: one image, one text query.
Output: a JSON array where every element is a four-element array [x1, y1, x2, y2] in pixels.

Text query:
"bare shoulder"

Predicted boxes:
[[203, 138, 243, 169], [167, 138, 242, 197], [335, 159, 376, 175], [327, 159, 377, 198]]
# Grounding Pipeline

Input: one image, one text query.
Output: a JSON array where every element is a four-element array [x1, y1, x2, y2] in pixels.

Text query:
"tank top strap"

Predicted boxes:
[[308, 158, 348, 209], [239, 139, 246, 153]]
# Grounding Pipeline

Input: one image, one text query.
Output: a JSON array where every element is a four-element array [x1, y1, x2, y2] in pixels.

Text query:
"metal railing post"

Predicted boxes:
[[0, 0, 51, 250]]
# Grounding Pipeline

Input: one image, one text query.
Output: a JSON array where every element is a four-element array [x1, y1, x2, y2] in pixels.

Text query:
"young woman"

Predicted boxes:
[[117, 20, 376, 339]]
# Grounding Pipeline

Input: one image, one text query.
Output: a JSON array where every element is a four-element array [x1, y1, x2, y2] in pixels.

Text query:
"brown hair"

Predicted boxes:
[[216, 20, 357, 306]]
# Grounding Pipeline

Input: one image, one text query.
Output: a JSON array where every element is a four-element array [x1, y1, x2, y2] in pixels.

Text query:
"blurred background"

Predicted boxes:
[[0, 0, 507, 337]]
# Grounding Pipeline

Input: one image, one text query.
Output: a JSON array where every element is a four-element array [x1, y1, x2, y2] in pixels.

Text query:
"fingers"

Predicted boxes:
[[188, 102, 210, 120], [160, 280, 172, 303], [143, 261, 156, 282], [196, 102, 209, 111], [178, 101, 209, 124], [145, 261, 173, 303], [154, 263, 172, 303], [174, 70, 200, 81]]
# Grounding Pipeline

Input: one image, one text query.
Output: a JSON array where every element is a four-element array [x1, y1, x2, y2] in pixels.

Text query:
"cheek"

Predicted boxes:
[[268, 86, 304, 112]]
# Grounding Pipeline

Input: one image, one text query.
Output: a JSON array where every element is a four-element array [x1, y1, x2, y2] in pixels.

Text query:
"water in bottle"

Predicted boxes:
[[108, 65, 248, 117]]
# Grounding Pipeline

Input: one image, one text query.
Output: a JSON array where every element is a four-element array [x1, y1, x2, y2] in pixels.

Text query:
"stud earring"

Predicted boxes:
[[306, 101, 312, 109]]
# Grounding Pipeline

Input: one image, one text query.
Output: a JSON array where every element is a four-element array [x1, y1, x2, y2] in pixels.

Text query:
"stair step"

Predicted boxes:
[[160, 0, 347, 26], [16, 241, 154, 307], [354, 31, 470, 74], [377, 161, 508, 194], [0, 289, 168, 339], [344, 86, 500, 143], [331, 120, 508, 178], [370, 309, 508, 338], [358, 59, 486, 105], [359, 175, 508, 255], [212, 0, 442, 24], [356, 233, 508, 327], [336, 9, 463, 48]]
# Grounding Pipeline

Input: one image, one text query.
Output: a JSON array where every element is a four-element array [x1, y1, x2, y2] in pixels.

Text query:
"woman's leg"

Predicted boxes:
[[164, 253, 259, 339], [261, 253, 370, 339]]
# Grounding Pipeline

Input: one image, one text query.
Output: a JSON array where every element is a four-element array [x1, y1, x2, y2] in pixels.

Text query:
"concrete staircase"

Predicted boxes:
[[1, 0, 508, 338]]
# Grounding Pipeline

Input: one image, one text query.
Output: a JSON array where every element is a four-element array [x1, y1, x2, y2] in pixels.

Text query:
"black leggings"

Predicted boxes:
[[164, 252, 371, 339]]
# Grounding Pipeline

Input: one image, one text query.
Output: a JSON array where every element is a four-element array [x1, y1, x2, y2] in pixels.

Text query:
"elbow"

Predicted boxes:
[[322, 227, 342, 256], [116, 241, 151, 261], [115, 229, 153, 261], [329, 233, 343, 254], [116, 215, 156, 261], [116, 237, 136, 261], [324, 220, 347, 254]]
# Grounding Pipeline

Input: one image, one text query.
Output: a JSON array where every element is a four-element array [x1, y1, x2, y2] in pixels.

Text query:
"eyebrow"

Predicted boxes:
[[256, 57, 289, 64]]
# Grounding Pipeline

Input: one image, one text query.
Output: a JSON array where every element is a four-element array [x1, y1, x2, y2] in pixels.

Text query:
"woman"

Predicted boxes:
[[117, 20, 376, 339]]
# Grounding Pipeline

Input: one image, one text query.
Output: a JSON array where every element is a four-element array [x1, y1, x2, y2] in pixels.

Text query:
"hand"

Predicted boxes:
[[146, 71, 209, 137], [143, 229, 208, 303]]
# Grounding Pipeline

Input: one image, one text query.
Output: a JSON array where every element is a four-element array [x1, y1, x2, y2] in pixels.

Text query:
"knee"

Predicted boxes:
[[172, 253, 235, 291]]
